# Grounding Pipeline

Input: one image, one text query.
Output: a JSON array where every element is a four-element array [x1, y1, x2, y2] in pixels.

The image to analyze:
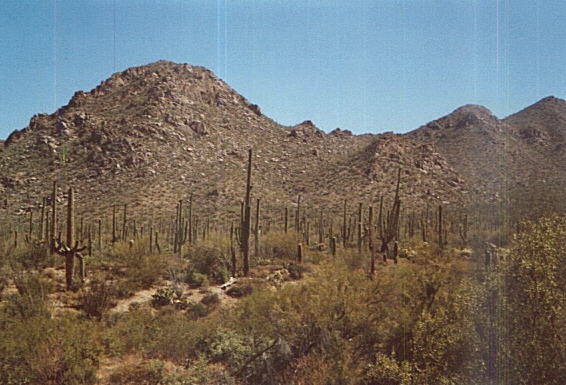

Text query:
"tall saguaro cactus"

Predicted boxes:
[[369, 205, 375, 276], [295, 194, 301, 233], [438, 205, 443, 249], [342, 199, 347, 247], [241, 148, 253, 276], [254, 198, 260, 257], [55, 187, 86, 290], [188, 193, 193, 244], [112, 205, 117, 244], [50, 180, 57, 253], [39, 197, 45, 241], [357, 203, 363, 252], [378, 168, 402, 256], [122, 203, 127, 240]]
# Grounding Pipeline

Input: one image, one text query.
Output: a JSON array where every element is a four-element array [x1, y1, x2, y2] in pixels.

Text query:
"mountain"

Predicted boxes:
[[0, 61, 466, 227], [407, 96, 566, 217], [0, 60, 564, 226]]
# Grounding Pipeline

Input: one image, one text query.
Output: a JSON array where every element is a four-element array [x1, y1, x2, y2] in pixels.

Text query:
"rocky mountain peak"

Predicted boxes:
[[430, 104, 499, 131], [2, 61, 566, 221]]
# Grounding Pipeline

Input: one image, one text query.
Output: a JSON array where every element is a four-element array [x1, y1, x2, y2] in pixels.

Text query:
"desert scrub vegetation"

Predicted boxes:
[[1, 215, 566, 384], [0, 277, 101, 385]]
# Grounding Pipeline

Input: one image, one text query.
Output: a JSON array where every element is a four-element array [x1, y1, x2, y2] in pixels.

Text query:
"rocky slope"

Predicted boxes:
[[407, 96, 566, 216], [0, 60, 564, 226]]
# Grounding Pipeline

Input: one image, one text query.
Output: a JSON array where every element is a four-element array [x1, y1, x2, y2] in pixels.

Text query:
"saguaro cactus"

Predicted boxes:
[[331, 236, 337, 257], [39, 197, 45, 241], [241, 148, 253, 276], [254, 198, 260, 257], [378, 168, 402, 257], [369, 205, 375, 276], [28, 210, 33, 240], [50, 180, 57, 253], [357, 203, 363, 252], [342, 199, 347, 247], [98, 219, 102, 251], [318, 208, 324, 245], [459, 213, 468, 247], [438, 205, 443, 249], [295, 195, 302, 233], [149, 225, 154, 254], [122, 203, 127, 241], [55, 187, 86, 290], [188, 193, 193, 244], [112, 205, 117, 244]]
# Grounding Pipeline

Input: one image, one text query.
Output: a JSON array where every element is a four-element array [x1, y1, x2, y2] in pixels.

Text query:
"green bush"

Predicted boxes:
[[187, 302, 210, 320], [7, 272, 51, 318], [103, 307, 219, 363], [502, 216, 566, 384], [185, 245, 230, 285], [152, 287, 175, 308], [0, 295, 101, 384], [113, 253, 168, 297], [185, 271, 209, 288]]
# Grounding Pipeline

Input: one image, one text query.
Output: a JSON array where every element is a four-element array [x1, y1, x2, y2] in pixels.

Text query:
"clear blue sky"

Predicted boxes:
[[1, 0, 566, 139]]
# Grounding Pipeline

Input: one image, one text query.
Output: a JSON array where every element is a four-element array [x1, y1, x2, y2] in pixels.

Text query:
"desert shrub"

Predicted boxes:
[[226, 284, 253, 298], [168, 268, 188, 285], [220, 254, 488, 385], [103, 307, 219, 363], [209, 329, 252, 371], [361, 353, 412, 385], [339, 247, 368, 270], [185, 245, 230, 285], [185, 271, 209, 288], [0, 276, 7, 300], [7, 272, 51, 318], [182, 356, 236, 385], [307, 249, 326, 264], [151, 287, 175, 308], [201, 292, 220, 306], [258, 231, 298, 260], [286, 262, 303, 279], [109, 239, 148, 263], [12, 242, 50, 270], [81, 279, 116, 319], [113, 253, 168, 297], [0, 297, 101, 384], [187, 302, 210, 320], [501, 216, 566, 384], [107, 357, 234, 385], [108, 358, 167, 385], [283, 353, 330, 385]]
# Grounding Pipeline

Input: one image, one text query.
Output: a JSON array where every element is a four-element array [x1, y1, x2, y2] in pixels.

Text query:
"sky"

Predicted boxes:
[[1, 0, 566, 139]]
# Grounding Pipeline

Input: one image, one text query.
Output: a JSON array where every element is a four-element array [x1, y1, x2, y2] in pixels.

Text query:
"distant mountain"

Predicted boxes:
[[407, 96, 566, 217]]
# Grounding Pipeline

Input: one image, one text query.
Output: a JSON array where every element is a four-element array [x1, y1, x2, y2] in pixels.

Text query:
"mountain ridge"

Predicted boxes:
[[1, 60, 564, 224]]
